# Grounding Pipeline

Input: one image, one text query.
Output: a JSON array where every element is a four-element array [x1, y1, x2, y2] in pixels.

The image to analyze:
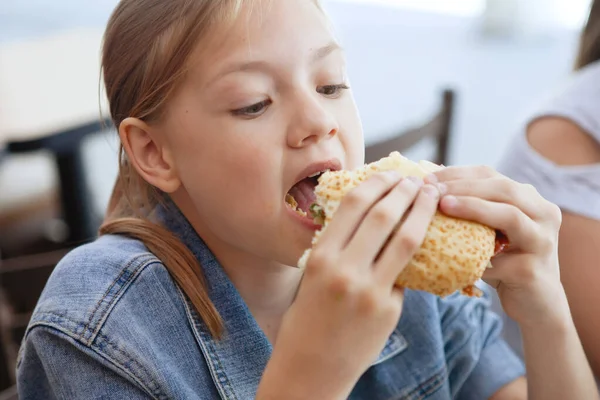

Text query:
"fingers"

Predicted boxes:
[[316, 172, 403, 252], [431, 165, 561, 228], [439, 195, 552, 254], [482, 253, 547, 289], [375, 185, 440, 287], [438, 177, 544, 221], [346, 178, 423, 265], [433, 165, 499, 182]]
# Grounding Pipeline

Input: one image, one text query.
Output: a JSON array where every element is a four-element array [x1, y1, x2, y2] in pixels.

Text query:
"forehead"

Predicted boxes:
[[188, 0, 337, 83]]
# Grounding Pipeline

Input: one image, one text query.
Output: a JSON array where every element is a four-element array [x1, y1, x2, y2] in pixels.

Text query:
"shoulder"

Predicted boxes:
[[20, 234, 218, 398], [26, 234, 165, 342], [526, 117, 600, 166], [497, 66, 600, 217], [511, 61, 600, 152]]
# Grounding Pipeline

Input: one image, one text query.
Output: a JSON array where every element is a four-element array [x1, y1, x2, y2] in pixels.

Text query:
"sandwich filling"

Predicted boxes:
[[285, 175, 321, 218], [285, 172, 329, 225]]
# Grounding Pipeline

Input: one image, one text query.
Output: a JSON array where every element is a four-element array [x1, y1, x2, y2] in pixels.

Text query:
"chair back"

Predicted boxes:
[[365, 89, 455, 165]]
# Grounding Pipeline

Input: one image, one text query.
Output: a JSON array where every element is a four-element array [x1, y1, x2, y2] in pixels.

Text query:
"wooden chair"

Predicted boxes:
[[0, 248, 72, 387], [0, 385, 17, 400], [0, 28, 108, 258], [365, 89, 455, 165]]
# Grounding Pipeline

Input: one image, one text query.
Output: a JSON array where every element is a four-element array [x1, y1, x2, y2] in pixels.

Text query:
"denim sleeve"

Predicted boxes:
[[438, 287, 526, 400], [17, 326, 153, 399]]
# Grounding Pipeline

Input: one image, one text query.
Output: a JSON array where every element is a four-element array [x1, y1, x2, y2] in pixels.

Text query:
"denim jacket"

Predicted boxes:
[[17, 201, 525, 399]]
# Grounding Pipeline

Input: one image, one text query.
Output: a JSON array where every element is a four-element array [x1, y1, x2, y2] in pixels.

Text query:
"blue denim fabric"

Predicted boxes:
[[17, 201, 525, 399]]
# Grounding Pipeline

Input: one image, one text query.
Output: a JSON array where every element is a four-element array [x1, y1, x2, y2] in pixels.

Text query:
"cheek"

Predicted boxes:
[[338, 101, 365, 168], [172, 131, 280, 220]]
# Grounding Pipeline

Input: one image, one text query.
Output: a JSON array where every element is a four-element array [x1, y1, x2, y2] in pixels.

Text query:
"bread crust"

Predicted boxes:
[[297, 152, 495, 297]]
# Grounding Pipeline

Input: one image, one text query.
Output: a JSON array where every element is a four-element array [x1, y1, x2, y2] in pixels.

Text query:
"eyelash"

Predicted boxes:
[[317, 83, 350, 98], [231, 83, 350, 118], [232, 99, 272, 117]]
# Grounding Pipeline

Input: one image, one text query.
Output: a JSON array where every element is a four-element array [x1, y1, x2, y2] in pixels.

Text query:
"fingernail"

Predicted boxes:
[[407, 176, 423, 187], [422, 184, 439, 197], [437, 183, 447, 195], [443, 195, 458, 208], [425, 173, 438, 184]]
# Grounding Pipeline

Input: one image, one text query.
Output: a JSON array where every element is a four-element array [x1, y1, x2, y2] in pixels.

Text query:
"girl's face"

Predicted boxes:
[[160, 0, 364, 266]]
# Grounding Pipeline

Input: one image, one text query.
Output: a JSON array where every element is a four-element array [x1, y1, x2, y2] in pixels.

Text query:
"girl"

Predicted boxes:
[[17, 0, 597, 399], [493, 0, 600, 376]]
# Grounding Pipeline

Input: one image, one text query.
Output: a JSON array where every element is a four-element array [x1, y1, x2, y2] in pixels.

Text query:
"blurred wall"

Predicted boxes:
[[0, 0, 587, 215]]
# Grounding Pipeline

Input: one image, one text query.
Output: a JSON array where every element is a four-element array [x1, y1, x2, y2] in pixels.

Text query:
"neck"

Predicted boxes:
[[172, 193, 303, 343], [222, 254, 303, 343]]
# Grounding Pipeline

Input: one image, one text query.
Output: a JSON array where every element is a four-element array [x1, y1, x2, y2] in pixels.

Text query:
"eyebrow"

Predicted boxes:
[[211, 41, 343, 82], [311, 42, 343, 63]]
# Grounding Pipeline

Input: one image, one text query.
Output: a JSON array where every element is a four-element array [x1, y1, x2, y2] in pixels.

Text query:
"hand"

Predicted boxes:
[[258, 172, 440, 399], [430, 166, 565, 328]]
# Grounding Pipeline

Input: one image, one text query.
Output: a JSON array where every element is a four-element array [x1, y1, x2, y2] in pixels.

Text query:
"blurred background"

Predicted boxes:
[[0, 0, 594, 394]]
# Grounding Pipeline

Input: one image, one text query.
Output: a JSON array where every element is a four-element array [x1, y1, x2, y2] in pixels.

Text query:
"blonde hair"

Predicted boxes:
[[100, 0, 324, 339], [99, 0, 255, 338]]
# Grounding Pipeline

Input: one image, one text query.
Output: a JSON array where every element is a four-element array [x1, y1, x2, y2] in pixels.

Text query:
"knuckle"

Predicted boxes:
[[546, 203, 562, 227], [522, 183, 538, 195], [513, 263, 538, 284], [344, 189, 369, 208], [375, 171, 397, 185], [327, 273, 355, 298], [500, 179, 519, 199], [507, 207, 526, 231], [356, 289, 381, 315], [536, 234, 555, 254], [395, 232, 421, 254], [306, 249, 334, 272], [399, 178, 421, 194], [419, 184, 441, 202], [477, 165, 496, 177], [367, 172, 396, 190], [515, 182, 540, 202], [371, 205, 397, 227]]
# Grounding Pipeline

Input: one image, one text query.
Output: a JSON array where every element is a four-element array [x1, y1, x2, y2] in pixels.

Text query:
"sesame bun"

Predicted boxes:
[[297, 151, 496, 297]]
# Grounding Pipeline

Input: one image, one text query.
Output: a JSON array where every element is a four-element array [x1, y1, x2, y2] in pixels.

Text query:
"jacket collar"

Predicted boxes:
[[156, 198, 408, 399]]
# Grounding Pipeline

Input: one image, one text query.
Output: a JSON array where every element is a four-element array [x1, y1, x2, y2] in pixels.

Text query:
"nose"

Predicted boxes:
[[287, 92, 339, 148]]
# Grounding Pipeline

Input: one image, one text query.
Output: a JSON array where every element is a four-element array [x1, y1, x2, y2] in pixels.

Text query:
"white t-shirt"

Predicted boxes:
[[490, 60, 600, 363]]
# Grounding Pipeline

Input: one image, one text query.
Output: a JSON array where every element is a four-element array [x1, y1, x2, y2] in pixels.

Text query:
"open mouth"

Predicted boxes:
[[285, 171, 327, 225]]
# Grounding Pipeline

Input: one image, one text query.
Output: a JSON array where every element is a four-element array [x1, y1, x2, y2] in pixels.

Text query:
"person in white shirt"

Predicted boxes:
[[492, 0, 600, 379]]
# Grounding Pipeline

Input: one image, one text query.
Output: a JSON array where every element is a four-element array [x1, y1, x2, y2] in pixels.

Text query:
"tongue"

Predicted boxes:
[[288, 178, 317, 212]]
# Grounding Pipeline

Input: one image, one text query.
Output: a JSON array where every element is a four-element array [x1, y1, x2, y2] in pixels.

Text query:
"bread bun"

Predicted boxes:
[[297, 152, 496, 297]]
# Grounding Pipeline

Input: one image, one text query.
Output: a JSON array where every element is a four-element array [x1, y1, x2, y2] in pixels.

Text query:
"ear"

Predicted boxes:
[[119, 117, 181, 193]]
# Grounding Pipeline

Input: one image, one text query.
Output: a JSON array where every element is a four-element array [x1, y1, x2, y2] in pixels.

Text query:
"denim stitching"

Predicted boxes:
[[410, 366, 447, 399], [81, 254, 158, 345], [94, 332, 166, 399], [24, 321, 164, 399], [177, 285, 238, 400], [199, 328, 238, 399], [392, 364, 447, 400]]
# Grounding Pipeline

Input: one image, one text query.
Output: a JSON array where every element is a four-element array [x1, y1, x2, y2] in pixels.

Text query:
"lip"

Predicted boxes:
[[291, 158, 343, 188]]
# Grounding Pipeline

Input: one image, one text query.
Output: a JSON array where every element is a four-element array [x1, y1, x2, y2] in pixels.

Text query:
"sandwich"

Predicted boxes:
[[295, 151, 508, 297]]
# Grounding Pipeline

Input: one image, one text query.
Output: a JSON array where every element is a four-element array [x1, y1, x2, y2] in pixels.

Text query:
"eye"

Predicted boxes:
[[317, 83, 350, 98], [232, 99, 272, 118]]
